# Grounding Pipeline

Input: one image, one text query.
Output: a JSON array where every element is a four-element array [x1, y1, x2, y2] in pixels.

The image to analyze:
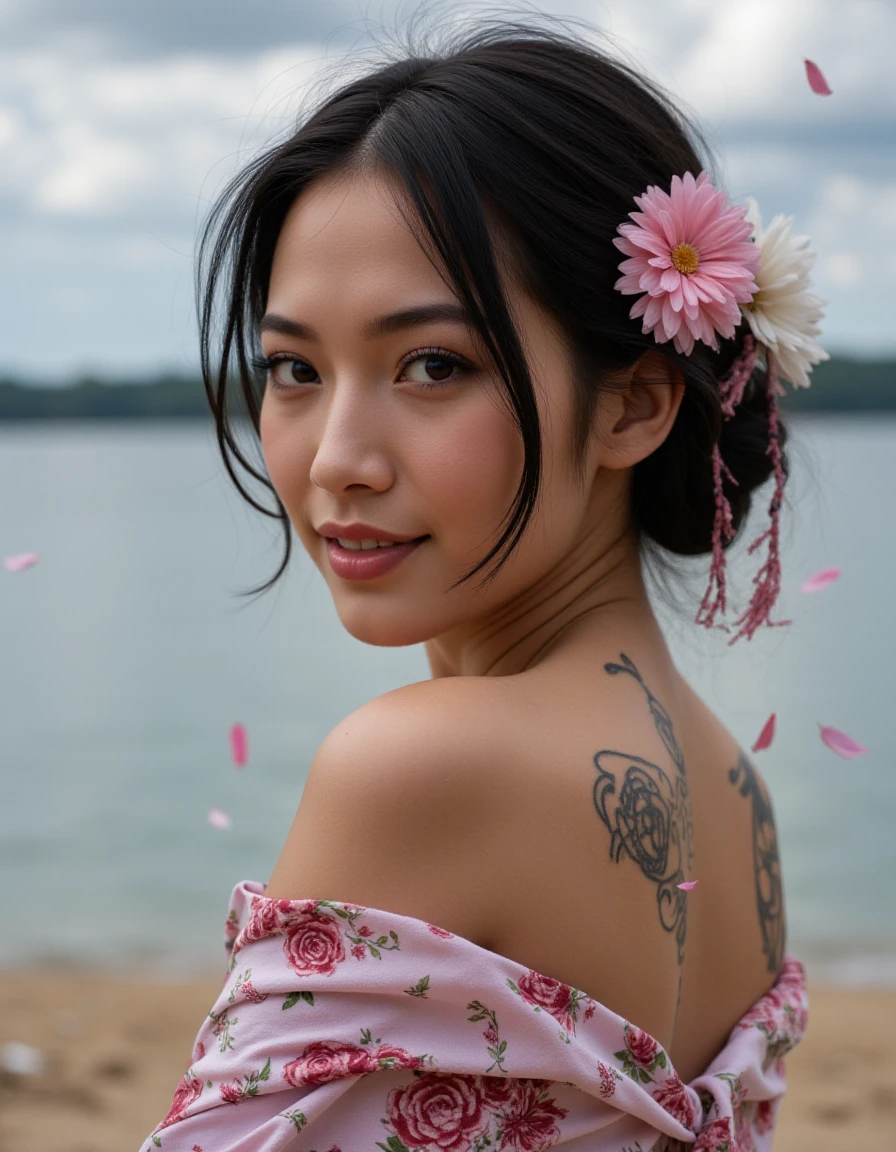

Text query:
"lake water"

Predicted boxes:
[[1, 417, 894, 984]]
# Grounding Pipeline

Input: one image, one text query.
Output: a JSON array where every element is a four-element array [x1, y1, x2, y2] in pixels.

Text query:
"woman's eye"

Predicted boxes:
[[401, 350, 469, 388], [274, 359, 318, 386]]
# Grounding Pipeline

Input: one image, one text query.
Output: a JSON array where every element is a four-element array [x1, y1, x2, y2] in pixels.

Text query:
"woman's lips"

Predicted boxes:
[[324, 536, 429, 580]]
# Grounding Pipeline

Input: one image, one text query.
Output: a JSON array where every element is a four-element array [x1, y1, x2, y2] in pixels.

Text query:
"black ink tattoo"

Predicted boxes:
[[729, 751, 785, 973], [592, 752, 692, 963], [592, 654, 694, 963]]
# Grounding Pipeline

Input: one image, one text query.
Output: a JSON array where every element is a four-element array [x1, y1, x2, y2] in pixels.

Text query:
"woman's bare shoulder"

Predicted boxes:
[[261, 675, 528, 943], [331, 659, 691, 1035]]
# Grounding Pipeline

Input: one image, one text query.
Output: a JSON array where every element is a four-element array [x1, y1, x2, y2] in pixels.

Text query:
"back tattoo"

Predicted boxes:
[[591, 653, 694, 964], [728, 751, 786, 973]]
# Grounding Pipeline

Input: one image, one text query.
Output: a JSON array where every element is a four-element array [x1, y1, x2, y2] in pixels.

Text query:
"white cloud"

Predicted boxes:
[[594, 0, 896, 134], [809, 173, 896, 290], [35, 126, 150, 214], [819, 174, 866, 214], [0, 0, 893, 378], [0, 105, 20, 150], [821, 251, 863, 289], [0, 43, 327, 218]]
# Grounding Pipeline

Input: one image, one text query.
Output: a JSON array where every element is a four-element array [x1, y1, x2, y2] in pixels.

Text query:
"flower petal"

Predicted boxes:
[[230, 723, 248, 767], [208, 807, 232, 829], [612, 235, 641, 257], [662, 295, 683, 337], [752, 713, 776, 752], [3, 552, 40, 572], [818, 725, 868, 759], [673, 327, 695, 355], [677, 881, 699, 891], [800, 567, 841, 593], [660, 267, 681, 293], [615, 273, 645, 294], [805, 58, 833, 95], [626, 230, 670, 258], [643, 295, 664, 327]]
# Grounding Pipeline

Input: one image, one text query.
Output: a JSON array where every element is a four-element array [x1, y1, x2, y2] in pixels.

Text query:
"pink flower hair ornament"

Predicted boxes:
[[613, 169, 829, 645]]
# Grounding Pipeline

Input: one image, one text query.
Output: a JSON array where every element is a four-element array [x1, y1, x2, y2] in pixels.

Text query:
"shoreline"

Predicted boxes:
[[1, 972, 894, 1150], [6, 939, 896, 987]]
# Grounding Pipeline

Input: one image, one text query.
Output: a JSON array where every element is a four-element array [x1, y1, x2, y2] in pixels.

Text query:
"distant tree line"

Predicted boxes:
[[0, 355, 893, 419]]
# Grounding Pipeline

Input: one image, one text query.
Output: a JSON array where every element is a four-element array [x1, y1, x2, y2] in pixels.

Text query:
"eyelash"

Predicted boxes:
[[249, 346, 474, 393]]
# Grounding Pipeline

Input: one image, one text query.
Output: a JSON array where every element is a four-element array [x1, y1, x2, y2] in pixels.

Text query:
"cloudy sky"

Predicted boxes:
[[1, 0, 893, 385]]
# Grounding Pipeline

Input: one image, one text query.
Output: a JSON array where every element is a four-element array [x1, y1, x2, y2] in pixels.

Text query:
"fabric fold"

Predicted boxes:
[[142, 880, 808, 1152]]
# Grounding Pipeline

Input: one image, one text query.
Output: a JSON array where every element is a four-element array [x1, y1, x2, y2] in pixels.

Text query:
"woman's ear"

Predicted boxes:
[[596, 351, 686, 470]]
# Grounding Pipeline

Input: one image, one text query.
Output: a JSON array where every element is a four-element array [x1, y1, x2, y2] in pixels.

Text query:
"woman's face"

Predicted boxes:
[[258, 168, 641, 655]]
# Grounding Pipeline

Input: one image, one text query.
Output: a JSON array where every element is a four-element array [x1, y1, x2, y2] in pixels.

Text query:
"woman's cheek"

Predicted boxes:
[[419, 405, 524, 539], [259, 408, 313, 522]]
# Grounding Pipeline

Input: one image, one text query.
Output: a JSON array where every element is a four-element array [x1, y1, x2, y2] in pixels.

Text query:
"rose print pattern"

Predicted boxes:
[[283, 1039, 377, 1086], [596, 1061, 621, 1098], [615, 1022, 669, 1083], [142, 879, 808, 1152], [715, 1072, 757, 1152], [651, 1073, 696, 1129], [385, 1072, 490, 1151], [154, 1072, 203, 1131], [626, 1026, 659, 1066], [693, 1117, 734, 1151], [467, 1000, 508, 1072], [207, 1006, 237, 1053], [282, 1036, 428, 1087], [381, 1073, 568, 1152], [219, 1057, 271, 1104], [499, 1079, 568, 1151], [508, 970, 595, 1041], [224, 910, 239, 954], [737, 955, 808, 1068], [283, 912, 346, 977], [753, 1097, 776, 1135]]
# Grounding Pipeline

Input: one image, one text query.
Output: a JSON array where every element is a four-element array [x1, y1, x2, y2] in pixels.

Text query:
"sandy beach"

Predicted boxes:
[[0, 970, 893, 1150]]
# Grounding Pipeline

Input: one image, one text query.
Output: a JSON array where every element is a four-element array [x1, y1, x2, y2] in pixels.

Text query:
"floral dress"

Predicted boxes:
[[142, 880, 808, 1152]]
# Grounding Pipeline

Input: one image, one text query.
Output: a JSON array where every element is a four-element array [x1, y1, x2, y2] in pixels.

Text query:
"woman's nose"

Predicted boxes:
[[308, 387, 394, 495]]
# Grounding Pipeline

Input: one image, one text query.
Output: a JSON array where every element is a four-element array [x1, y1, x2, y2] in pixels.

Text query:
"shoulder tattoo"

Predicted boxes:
[[729, 751, 786, 973], [591, 653, 694, 964]]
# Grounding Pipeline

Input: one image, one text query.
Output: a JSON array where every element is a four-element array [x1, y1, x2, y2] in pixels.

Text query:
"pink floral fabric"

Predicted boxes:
[[143, 880, 808, 1152]]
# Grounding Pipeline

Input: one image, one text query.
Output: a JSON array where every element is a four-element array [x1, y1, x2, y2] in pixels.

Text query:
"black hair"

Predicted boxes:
[[195, 8, 790, 611]]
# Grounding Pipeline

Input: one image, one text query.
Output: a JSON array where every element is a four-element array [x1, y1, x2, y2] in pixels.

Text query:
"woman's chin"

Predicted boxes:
[[333, 604, 434, 649]]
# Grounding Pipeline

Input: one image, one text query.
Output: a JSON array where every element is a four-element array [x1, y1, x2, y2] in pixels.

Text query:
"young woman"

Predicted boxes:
[[146, 15, 818, 1151]]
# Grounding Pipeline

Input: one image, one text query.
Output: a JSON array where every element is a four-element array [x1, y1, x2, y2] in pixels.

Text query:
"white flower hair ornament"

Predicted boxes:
[[613, 170, 830, 645]]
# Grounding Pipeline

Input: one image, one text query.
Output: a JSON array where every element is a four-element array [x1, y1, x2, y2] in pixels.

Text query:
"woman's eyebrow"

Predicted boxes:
[[258, 302, 472, 342]]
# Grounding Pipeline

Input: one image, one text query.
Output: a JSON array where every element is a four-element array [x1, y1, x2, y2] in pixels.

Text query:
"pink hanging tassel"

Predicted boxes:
[[695, 341, 793, 644], [726, 349, 792, 644], [694, 441, 738, 633], [718, 333, 759, 417]]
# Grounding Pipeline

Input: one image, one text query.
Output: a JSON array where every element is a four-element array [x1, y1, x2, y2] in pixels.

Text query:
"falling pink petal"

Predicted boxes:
[[804, 59, 832, 95], [3, 552, 40, 572], [207, 807, 232, 830], [800, 567, 841, 593], [752, 713, 776, 753], [229, 723, 248, 767], [677, 881, 699, 891], [819, 724, 868, 759]]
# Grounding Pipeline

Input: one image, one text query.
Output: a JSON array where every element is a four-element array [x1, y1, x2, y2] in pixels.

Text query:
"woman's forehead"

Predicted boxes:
[[274, 171, 423, 265]]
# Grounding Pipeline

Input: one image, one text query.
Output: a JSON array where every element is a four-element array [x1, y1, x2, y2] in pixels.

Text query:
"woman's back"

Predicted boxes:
[[144, 618, 803, 1149], [435, 613, 785, 1085]]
